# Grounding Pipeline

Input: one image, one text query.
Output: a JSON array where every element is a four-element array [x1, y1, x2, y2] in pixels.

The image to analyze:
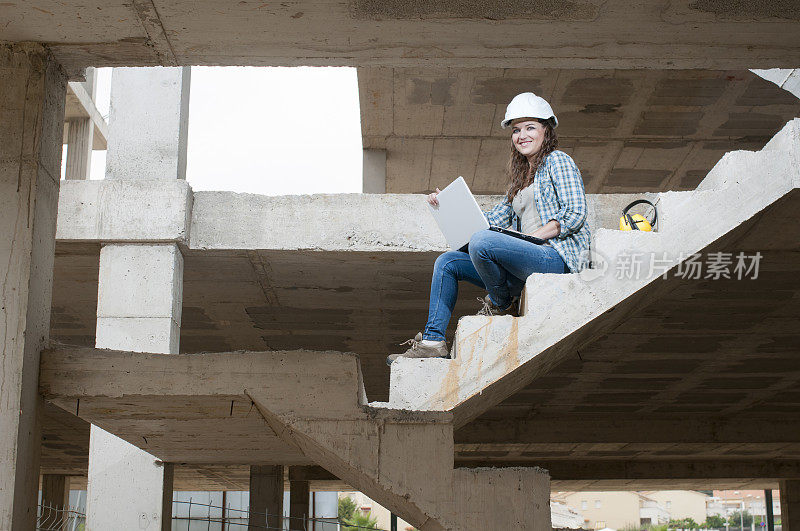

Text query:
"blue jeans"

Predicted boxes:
[[423, 229, 569, 341]]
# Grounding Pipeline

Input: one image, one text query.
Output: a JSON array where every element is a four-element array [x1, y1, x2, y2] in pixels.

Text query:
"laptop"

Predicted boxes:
[[427, 177, 546, 250]]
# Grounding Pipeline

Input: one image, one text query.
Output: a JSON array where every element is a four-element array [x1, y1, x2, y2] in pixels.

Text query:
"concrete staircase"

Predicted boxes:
[[384, 119, 800, 428], [40, 346, 551, 530]]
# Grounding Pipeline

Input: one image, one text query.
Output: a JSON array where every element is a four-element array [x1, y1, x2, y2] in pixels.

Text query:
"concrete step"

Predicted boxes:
[[383, 118, 800, 428]]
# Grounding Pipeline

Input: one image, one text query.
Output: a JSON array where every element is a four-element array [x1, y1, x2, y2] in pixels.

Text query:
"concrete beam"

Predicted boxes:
[[456, 416, 800, 445], [0, 43, 66, 530], [55, 180, 192, 243], [288, 466, 338, 482], [187, 189, 653, 251], [4, 2, 800, 73], [454, 460, 800, 482]]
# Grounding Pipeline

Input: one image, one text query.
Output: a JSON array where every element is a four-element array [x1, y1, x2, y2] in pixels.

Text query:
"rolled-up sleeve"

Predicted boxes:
[[484, 199, 513, 229], [548, 153, 587, 239]]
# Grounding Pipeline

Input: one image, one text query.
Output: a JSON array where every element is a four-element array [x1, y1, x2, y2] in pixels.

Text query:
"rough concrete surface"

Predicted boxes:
[[4, 1, 800, 73], [105, 67, 191, 181], [56, 179, 192, 243], [0, 43, 66, 530]]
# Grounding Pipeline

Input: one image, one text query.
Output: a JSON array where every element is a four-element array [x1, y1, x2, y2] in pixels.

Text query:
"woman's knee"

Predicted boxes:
[[468, 229, 494, 259], [434, 251, 464, 275]]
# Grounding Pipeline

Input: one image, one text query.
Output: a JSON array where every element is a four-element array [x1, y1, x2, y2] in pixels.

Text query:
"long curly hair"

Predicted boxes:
[[505, 121, 558, 202]]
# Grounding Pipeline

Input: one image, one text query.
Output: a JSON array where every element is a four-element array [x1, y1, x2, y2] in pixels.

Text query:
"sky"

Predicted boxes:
[[67, 66, 363, 195]]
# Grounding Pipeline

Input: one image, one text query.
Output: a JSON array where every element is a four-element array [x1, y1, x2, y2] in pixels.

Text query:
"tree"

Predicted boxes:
[[728, 511, 753, 527], [338, 496, 358, 522], [338, 496, 379, 530], [342, 511, 379, 530], [705, 515, 727, 528]]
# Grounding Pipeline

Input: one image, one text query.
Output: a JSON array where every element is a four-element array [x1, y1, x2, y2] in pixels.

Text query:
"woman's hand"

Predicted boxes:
[[529, 220, 561, 240], [427, 188, 442, 207]]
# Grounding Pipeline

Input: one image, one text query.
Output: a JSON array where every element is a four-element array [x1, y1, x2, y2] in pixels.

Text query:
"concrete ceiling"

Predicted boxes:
[[359, 68, 800, 194], [3, 1, 800, 75]]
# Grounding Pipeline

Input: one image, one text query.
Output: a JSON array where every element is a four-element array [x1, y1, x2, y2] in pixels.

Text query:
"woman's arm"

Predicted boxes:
[[484, 199, 514, 229], [546, 153, 588, 239], [528, 219, 560, 239]]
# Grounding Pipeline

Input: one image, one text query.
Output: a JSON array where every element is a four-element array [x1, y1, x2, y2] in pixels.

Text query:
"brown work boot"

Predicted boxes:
[[476, 294, 519, 317], [386, 332, 449, 365]]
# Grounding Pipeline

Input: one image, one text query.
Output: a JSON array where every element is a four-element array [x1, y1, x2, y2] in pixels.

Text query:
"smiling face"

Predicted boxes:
[[511, 119, 546, 160]]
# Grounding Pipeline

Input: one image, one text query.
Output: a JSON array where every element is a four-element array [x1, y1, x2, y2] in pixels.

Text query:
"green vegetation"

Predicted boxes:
[[728, 510, 753, 527], [619, 523, 668, 531], [339, 496, 358, 522], [705, 515, 727, 528], [338, 496, 379, 530], [669, 517, 700, 528]]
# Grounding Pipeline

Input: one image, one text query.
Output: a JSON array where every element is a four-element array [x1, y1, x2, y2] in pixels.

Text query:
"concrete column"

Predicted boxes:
[[64, 118, 93, 180], [0, 43, 67, 530], [781, 480, 800, 531], [362, 148, 386, 193], [86, 67, 189, 529], [288, 472, 310, 531], [248, 465, 284, 531], [87, 428, 174, 531], [65, 67, 97, 181], [86, 243, 183, 530], [41, 474, 70, 530], [106, 67, 191, 180], [95, 244, 183, 353]]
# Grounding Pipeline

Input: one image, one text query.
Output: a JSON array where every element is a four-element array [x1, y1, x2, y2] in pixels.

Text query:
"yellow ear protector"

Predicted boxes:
[[619, 199, 657, 232]]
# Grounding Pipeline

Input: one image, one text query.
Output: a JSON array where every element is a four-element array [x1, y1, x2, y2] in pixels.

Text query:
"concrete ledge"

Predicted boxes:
[[55, 180, 192, 243], [56, 180, 666, 250], [188, 190, 660, 251]]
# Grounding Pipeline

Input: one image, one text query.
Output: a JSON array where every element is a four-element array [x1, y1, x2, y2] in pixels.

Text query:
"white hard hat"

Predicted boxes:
[[501, 92, 558, 129]]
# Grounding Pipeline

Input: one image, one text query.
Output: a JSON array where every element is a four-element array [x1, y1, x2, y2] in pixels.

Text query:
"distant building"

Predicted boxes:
[[551, 499, 584, 529], [710, 490, 781, 522], [645, 491, 710, 523], [556, 491, 670, 529]]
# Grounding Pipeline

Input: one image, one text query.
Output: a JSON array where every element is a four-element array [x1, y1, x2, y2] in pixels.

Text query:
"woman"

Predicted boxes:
[[387, 92, 591, 365]]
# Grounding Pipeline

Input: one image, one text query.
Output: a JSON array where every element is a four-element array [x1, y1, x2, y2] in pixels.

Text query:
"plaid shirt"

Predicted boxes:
[[484, 150, 591, 272]]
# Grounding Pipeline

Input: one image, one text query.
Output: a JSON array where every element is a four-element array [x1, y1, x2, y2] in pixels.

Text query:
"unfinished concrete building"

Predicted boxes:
[[2, 2, 800, 530]]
